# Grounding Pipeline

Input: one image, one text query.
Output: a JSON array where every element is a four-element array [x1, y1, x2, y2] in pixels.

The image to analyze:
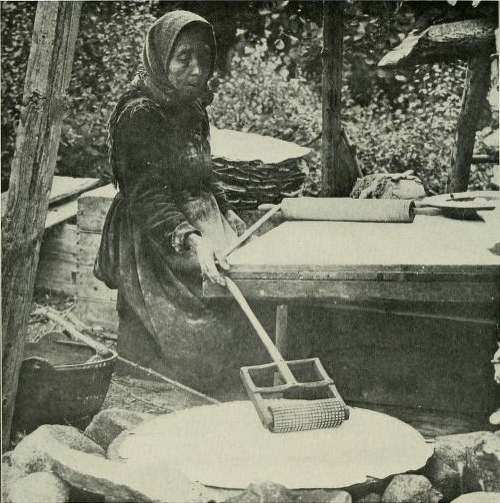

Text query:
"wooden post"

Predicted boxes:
[[2, 1, 81, 448], [447, 55, 491, 193], [321, 0, 344, 197], [275, 304, 289, 355]]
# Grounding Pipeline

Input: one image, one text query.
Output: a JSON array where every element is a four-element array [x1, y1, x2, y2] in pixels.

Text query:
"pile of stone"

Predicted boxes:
[[210, 127, 310, 210], [2, 408, 500, 503]]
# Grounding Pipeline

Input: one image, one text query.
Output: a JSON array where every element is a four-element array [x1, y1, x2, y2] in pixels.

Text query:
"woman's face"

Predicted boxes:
[[168, 25, 212, 97]]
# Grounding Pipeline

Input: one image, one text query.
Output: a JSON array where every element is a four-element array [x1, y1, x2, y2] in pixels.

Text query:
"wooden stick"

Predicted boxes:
[[116, 357, 220, 405], [225, 278, 297, 385], [65, 312, 118, 341], [110, 379, 174, 413], [223, 204, 281, 257], [33, 306, 110, 356], [33, 302, 74, 343], [447, 55, 491, 192]]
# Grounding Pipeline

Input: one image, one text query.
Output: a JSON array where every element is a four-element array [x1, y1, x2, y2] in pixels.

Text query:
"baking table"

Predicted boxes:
[[204, 210, 500, 353]]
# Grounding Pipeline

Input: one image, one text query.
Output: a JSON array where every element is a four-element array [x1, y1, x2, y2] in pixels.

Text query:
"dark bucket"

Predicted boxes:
[[12, 331, 117, 435]]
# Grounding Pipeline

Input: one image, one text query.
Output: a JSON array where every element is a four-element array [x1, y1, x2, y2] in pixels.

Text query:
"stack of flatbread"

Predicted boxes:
[[210, 127, 311, 210]]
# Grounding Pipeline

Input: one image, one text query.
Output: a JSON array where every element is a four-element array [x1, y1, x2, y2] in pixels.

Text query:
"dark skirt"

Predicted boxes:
[[95, 194, 273, 399]]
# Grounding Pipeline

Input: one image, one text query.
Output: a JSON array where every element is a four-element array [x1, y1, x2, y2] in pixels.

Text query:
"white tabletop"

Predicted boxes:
[[228, 210, 500, 273]]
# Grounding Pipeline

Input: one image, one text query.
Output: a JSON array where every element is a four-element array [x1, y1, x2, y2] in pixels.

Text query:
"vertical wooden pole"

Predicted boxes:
[[275, 304, 289, 355], [447, 55, 491, 193], [321, 0, 344, 197], [2, 1, 81, 448]]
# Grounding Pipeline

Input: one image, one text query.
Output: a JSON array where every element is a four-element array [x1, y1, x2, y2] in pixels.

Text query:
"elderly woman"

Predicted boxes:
[[95, 10, 269, 396]]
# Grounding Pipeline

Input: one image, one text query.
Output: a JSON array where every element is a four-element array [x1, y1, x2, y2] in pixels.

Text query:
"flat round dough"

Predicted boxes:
[[116, 401, 433, 489]]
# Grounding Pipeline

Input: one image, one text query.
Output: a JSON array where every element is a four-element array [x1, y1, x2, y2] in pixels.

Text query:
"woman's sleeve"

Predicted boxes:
[[116, 104, 199, 253], [208, 176, 233, 214]]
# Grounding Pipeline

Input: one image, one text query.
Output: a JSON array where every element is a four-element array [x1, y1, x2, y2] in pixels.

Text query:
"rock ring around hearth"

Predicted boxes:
[[110, 401, 433, 489]]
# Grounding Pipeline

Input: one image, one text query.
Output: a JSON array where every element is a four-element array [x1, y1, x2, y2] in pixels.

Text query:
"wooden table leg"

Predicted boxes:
[[275, 304, 289, 356], [274, 304, 289, 387]]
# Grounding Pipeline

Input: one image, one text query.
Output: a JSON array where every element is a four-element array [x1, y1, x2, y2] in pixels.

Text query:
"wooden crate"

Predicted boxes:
[[35, 223, 77, 295], [75, 185, 118, 331], [8, 176, 100, 297]]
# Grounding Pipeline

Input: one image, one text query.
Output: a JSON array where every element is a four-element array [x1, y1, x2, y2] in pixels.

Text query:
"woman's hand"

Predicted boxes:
[[186, 234, 229, 286], [225, 209, 247, 236]]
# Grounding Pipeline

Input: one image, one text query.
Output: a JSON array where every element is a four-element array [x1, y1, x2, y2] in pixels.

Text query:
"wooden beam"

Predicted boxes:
[[275, 304, 289, 355], [378, 19, 496, 68], [447, 55, 491, 192], [321, 0, 345, 196], [1, 1, 81, 448]]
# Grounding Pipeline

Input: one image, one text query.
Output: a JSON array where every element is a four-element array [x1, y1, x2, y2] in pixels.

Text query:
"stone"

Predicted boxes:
[[68, 487, 105, 503], [223, 481, 298, 503], [52, 451, 214, 503], [424, 454, 461, 502], [2, 461, 28, 502], [381, 475, 442, 503], [8, 426, 216, 503], [489, 409, 500, 426], [465, 431, 500, 492], [11, 425, 105, 473], [3, 450, 13, 464], [298, 489, 352, 503], [433, 432, 493, 468], [84, 408, 153, 450], [450, 493, 500, 503], [6, 472, 70, 503], [358, 494, 382, 503], [425, 431, 500, 495]]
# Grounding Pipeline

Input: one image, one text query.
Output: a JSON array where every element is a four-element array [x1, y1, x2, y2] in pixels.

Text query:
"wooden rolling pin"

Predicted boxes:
[[259, 198, 415, 223]]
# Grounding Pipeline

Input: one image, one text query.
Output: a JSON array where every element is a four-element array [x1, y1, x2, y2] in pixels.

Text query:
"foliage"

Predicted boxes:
[[58, 2, 157, 183], [244, 0, 419, 104], [1, 1, 496, 195], [344, 62, 469, 194], [1, 1, 35, 190], [210, 39, 494, 195], [208, 39, 323, 195], [1, 2, 156, 189]]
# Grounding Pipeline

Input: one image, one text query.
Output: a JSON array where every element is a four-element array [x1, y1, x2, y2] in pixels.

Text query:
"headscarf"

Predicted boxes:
[[108, 10, 217, 188], [141, 9, 216, 104]]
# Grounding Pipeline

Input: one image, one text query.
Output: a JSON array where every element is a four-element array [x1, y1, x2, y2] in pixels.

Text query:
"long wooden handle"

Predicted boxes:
[[225, 278, 297, 384], [225, 277, 284, 364], [223, 204, 281, 258]]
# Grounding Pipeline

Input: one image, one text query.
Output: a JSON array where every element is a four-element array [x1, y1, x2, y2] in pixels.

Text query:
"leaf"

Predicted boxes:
[[275, 39, 285, 50]]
